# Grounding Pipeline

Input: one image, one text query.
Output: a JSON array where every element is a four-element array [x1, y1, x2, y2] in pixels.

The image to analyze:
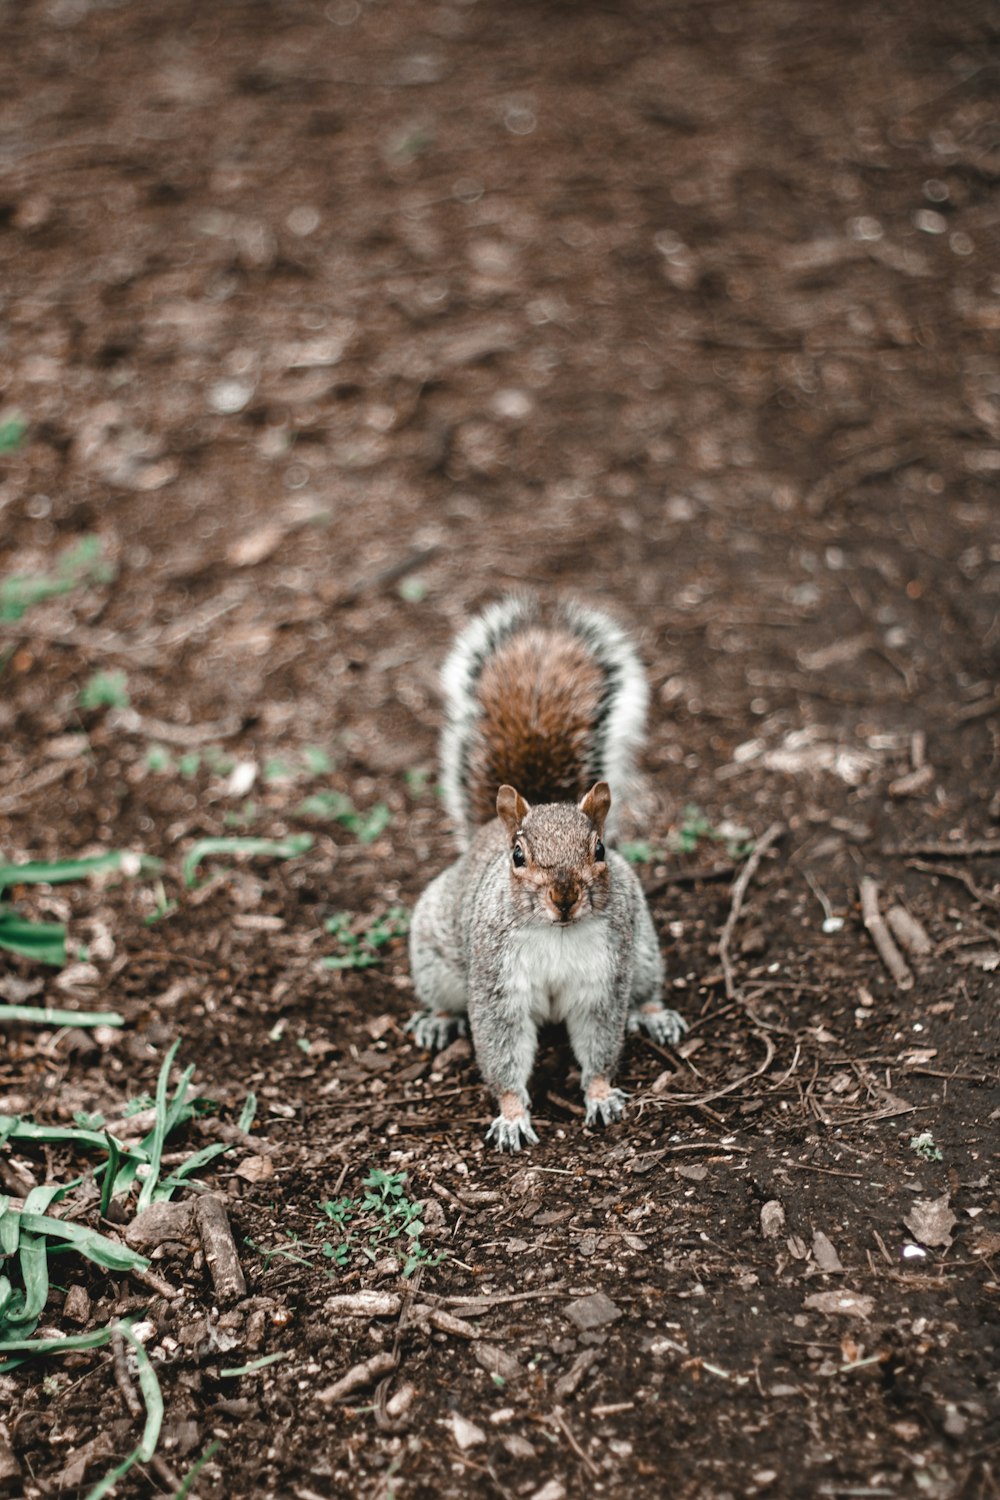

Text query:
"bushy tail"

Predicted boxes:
[[439, 595, 649, 847]]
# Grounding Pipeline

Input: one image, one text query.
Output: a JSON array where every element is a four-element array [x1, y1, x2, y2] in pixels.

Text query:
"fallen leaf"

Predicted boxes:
[[903, 1193, 957, 1249], [803, 1290, 875, 1320], [811, 1230, 844, 1273], [234, 1154, 274, 1183]]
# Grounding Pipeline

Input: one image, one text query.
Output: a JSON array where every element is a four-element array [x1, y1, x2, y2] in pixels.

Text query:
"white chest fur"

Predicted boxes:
[[504, 918, 616, 1024]]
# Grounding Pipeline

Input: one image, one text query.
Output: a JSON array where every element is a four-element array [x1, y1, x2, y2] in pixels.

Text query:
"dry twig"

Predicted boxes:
[[718, 822, 785, 1002], [194, 1195, 247, 1304], [908, 859, 1000, 911], [859, 878, 913, 989]]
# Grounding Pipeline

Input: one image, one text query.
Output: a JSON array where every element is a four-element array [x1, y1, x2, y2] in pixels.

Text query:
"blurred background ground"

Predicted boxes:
[[1, 0, 999, 1496]]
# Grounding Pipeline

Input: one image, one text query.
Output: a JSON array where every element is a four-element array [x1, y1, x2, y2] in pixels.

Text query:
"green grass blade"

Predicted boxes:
[[172, 1439, 221, 1499], [0, 1005, 124, 1027], [100, 1133, 121, 1219], [19, 1212, 150, 1274], [82, 1323, 164, 1500], [0, 413, 27, 454], [136, 1039, 180, 1211], [0, 1117, 139, 1157], [0, 910, 66, 966], [237, 1092, 257, 1134], [11, 1230, 48, 1329], [154, 1142, 232, 1201], [1, 1323, 111, 1357], [0, 1197, 19, 1255], [0, 851, 162, 891], [182, 833, 313, 888], [218, 1351, 290, 1377]]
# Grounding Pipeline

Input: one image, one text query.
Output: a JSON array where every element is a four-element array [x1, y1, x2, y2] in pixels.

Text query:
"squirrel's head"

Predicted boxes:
[[496, 781, 612, 925]]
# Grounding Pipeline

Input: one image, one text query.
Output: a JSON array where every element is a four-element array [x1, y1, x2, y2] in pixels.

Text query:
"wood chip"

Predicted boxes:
[[194, 1194, 247, 1304]]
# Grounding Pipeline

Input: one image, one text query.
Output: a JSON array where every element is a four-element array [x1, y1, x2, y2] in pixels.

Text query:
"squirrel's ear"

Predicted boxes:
[[579, 781, 611, 835], [497, 784, 530, 837]]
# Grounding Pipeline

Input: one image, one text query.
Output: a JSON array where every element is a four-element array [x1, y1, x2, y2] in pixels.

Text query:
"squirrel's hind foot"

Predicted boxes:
[[628, 1003, 688, 1048], [584, 1085, 628, 1128], [405, 1009, 467, 1052], [485, 1112, 540, 1152]]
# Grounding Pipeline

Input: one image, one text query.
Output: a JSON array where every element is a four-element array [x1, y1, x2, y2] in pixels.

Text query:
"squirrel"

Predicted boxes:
[[407, 594, 686, 1151]]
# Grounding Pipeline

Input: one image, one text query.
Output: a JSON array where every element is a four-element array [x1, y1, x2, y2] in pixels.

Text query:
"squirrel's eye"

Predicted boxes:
[[512, 844, 525, 869], [594, 839, 605, 862]]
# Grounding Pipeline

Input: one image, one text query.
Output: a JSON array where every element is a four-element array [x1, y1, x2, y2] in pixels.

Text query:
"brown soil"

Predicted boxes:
[[2, 0, 999, 1496]]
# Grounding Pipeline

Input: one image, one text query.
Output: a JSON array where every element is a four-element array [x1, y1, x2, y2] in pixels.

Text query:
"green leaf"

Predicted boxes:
[[172, 1439, 222, 1500], [0, 1322, 114, 1369], [78, 669, 130, 711], [0, 1005, 124, 1027], [154, 1141, 232, 1200], [0, 1198, 19, 1256], [137, 1039, 182, 1211], [302, 746, 333, 775], [19, 1212, 150, 1274], [0, 910, 66, 966], [0, 1116, 138, 1158], [218, 1351, 290, 1378], [0, 534, 113, 623], [83, 1323, 163, 1499], [182, 833, 313, 889], [296, 790, 354, 822], [0, 851, 161, 892], [0, 413, 27, 454]]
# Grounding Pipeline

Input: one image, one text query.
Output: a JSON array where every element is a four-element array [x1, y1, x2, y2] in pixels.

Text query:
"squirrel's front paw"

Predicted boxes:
[[405, 1009, 467, 1052], [629, 1004, 688, 1048], [584, 1085, 628, 1128], [485, 1113, 539, 1152]]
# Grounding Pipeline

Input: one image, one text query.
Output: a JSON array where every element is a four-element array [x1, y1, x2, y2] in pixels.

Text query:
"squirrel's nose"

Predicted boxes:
[[550, 881, 580, 921]]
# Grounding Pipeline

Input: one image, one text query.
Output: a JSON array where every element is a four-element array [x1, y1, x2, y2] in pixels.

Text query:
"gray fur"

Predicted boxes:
[[410, 601, 686, 1150]]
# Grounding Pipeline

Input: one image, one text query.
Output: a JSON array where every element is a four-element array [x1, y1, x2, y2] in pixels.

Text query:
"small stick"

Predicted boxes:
[[884, 838, 1000, 859], [718, 823, 785, 1002], [646, 861, 736, 895], [317, 1351, 397, 1405], [194, 1195, 247, 1304], [908, 859, 1000, 911], [649, 1029, 777, 1109], [859, 878, 913, 989], [885, 906, 932, 957], [111, 1329, 143, 1418], [128, 1263, 181, 1301], [951, 694, 1000, 725], [552, 1408, 600, 1478]]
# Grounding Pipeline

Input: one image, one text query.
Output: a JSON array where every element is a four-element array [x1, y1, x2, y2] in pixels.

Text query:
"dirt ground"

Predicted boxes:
[[2, 0, 1000, 1495]]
